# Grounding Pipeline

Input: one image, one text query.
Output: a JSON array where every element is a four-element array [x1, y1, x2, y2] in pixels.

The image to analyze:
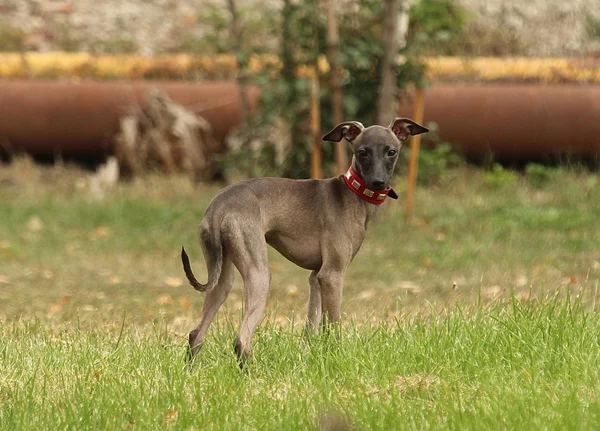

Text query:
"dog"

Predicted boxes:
[[182, 117, 428, 363]]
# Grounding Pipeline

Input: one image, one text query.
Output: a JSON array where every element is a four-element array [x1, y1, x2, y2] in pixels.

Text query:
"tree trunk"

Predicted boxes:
[[377, 0, 400, 125], [327, 0, 347, 174], [226, 0, 249, 131]]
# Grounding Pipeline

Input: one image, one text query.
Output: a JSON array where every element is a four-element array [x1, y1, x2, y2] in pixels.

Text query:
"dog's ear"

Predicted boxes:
[[322, 121, 364, 142], [388, 118, 429, 141]]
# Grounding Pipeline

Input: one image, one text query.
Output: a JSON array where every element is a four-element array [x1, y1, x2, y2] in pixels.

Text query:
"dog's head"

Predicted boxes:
[[323, 118, 428, 191]]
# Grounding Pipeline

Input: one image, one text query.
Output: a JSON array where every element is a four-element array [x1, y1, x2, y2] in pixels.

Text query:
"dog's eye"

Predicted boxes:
[[387, 149, 397, 157], [356, 149, 368, 158]]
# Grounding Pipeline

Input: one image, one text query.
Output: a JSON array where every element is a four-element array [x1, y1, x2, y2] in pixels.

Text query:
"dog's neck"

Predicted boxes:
[[343, 164, 397, 205]]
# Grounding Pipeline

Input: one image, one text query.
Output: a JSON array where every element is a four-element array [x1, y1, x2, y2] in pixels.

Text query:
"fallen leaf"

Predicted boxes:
[[27, 216, 44, 231], [95, 226, 110, 237], [49, 303, 63, 313], [157, 294, 173, 305], [395, 374, 439, 394], [483, 285, 503, 299], [165, 409, 178, 420], [61, 295, 71, 304], [397, 281, 421, 294], [358, 289, 375, 300], [515, 291, 531, 301], [165, 277, 183, 288], [421, 257, 433, 267], [365, 387, 381, 396], [515, 275, 528, 287], [569, 276, 577, 285], [90, 226, 110, 240], [179, 296, 192, 310], [275, 314, 289, 326]]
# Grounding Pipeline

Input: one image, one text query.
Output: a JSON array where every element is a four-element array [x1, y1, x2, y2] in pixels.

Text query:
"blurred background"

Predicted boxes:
[[0, 0, 599, 327]]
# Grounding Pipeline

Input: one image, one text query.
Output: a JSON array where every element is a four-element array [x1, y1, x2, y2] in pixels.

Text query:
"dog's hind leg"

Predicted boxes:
[[188, 256, 234, 359], [229, 232, 271, 365]]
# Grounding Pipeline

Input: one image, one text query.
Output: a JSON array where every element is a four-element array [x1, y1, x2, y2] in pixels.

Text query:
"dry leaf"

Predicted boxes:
[[165, 409, 178, 420], [358, 289, 375, 300], [397, 281, 421, 294], [157, 294, 173, 305], [275, 314, 288, 326], [421, 257, 433, 267], [165, 277, 183, 288], [90, 226, 111, 239], [515, 275, 528, 287], [483, 285, 503, 299], [49, 303, 63, 313], [61, 295, 71, 304], [27, 216, 44, 231], [365, 387, 381, 396], [395, 374, 439, 394], [179, 296, 192, 310]]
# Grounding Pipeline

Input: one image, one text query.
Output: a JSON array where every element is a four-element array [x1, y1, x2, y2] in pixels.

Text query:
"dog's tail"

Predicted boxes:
[[181, 231, 223, 293]]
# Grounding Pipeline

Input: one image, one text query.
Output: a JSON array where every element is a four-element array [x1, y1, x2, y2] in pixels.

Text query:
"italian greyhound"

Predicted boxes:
[[182, 117, 428, 363]]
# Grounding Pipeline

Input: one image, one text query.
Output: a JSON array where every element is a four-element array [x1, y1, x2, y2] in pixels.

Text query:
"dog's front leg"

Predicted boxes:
[[305, 270, 322, 332], [317, 270, 345, 326]]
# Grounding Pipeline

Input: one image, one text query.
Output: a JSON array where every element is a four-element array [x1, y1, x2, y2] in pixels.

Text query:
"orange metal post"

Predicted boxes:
[[404, 86, 425, 222], [310, 72, 322, 179]]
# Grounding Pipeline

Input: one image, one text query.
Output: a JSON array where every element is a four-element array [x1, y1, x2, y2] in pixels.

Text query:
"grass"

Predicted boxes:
[[2, 297, 600, 429], [1, 158, 599, 429]]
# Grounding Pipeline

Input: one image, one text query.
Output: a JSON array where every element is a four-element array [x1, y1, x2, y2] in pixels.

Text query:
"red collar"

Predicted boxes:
[[342, 167, 398, 205]]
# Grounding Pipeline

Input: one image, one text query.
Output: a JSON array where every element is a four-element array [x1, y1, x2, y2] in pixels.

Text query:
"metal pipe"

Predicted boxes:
[[398, 84, 600, 161], [0, 80, 259, 156]]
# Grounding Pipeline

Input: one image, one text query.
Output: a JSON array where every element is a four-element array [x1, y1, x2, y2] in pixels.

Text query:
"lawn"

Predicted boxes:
[[1, 158, 599, 429]]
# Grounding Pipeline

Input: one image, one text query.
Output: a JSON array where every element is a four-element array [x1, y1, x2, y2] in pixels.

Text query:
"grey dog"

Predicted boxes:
[[182, 117, 428, 362]]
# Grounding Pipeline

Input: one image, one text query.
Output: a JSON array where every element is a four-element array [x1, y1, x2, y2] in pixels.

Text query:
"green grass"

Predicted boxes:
[[1, 159, 599, 429], [2, 297, 600, 429]]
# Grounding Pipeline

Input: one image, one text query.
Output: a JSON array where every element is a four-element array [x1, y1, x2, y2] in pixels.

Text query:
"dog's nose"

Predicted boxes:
[[371, 180, 385, 190]]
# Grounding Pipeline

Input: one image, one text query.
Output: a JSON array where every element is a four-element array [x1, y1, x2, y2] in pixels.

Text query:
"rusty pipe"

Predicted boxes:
[[0, 80, 259, 156], [398, 84, 600, 161]]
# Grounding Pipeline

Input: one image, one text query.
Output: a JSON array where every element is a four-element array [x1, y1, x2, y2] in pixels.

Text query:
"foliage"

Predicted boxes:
[[0, 25, 24, 51], [406, 0, 469, 55], [525, 163, 564, 188], [586, 14, 600, 40], [207, 0, 432, 179], [483, 163, 519, 189], [403, 121, 463, 185]]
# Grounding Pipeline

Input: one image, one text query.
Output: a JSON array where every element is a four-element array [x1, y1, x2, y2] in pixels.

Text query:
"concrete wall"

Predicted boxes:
[[1, 0, 599, 56]]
